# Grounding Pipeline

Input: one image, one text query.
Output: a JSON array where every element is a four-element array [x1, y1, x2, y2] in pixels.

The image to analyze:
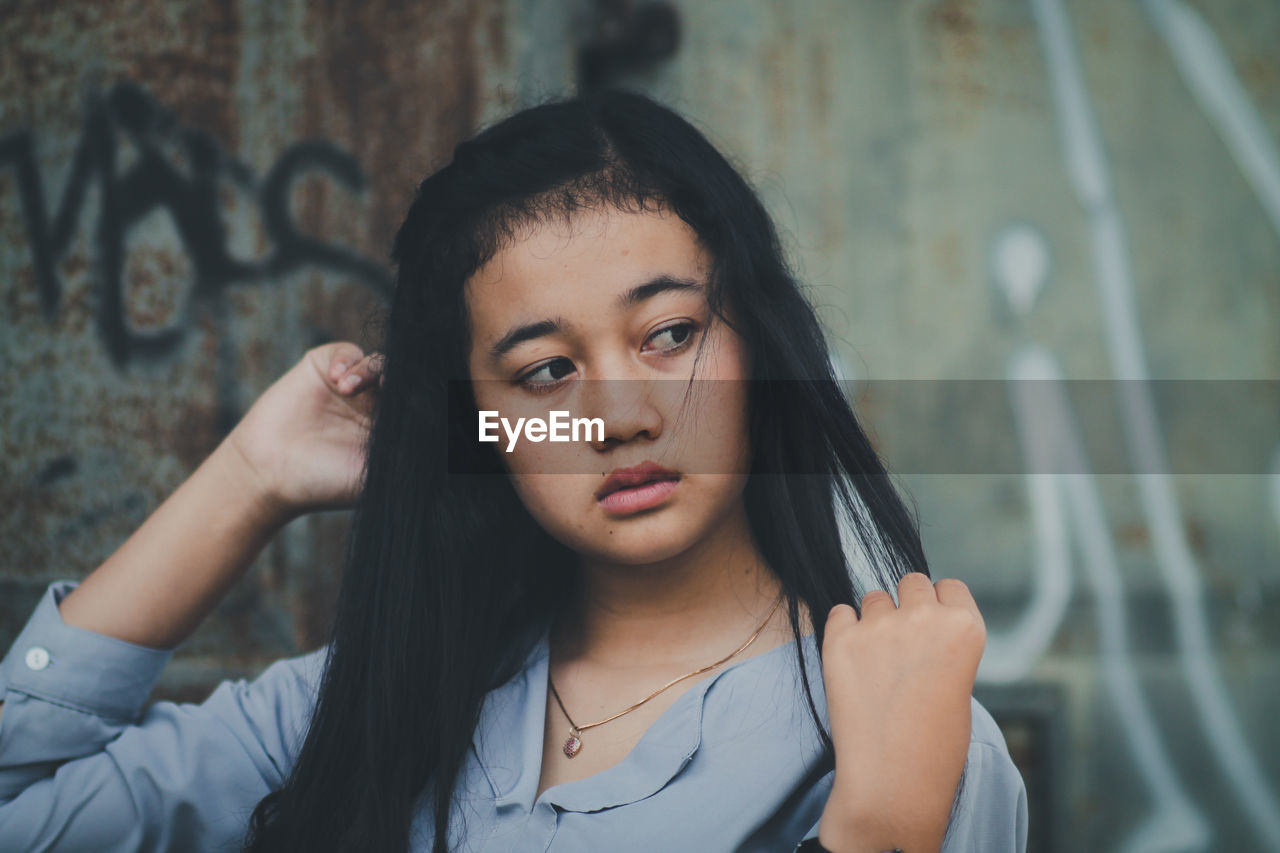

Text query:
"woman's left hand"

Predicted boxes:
[[816, 573, 987, 853]]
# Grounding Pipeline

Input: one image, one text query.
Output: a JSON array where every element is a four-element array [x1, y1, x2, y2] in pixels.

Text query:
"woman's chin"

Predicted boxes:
[[572, 517, 706, 567]]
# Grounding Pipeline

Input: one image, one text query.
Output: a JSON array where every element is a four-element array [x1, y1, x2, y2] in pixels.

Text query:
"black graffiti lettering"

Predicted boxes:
[[1, 80, 391, 370], [260, 141, 390, 285], [0, 117, 100, 320], [1, 81, 392, 432]]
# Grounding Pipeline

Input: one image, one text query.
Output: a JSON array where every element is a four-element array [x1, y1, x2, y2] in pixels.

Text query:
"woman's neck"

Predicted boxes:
[[551, 503, 798, 670]]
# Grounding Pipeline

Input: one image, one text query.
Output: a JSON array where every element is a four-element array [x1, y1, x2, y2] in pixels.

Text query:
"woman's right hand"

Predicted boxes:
[[223, 342, 385, 521]]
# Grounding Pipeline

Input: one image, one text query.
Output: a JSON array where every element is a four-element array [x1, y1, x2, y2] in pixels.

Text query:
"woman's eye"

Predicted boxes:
[[645, 321, 697, 353], [518, 357, 575, 390]]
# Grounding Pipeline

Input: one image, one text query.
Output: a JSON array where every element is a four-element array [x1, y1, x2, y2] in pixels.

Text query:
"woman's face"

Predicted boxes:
[[465, 205, 753, 566]]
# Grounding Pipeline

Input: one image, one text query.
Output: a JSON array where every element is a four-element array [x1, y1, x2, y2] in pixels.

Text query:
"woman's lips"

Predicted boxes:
[[597, 478, 679, 514], [596, 461, 681, 497]]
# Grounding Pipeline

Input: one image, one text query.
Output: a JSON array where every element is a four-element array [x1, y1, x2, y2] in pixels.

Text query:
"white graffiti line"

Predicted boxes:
[[977, 347, 1074, 684], [1142, 0, 1280, 239], [979, 226, 1073, 683], [1032, 0, 1280, 847], [1059, 462, 1209, 853], [984, 220, 1205, 847], [978, 330, 1205, 848]]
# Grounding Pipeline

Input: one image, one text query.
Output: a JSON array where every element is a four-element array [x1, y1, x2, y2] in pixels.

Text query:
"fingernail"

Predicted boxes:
[[333, 360, 350, 376], [340, 373, 361, 391]]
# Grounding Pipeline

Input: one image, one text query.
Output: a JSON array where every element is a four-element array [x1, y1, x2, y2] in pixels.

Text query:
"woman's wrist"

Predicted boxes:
[[214, 431, 302, 530], [815, 785, 915, 853]]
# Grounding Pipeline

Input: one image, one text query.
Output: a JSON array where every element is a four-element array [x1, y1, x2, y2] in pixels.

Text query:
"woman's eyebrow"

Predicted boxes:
[[488, 318, 566, 361]]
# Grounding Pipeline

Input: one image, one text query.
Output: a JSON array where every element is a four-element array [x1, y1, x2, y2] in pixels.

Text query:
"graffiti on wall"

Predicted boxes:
[[0, 81, 392, 430], [973, 1, 1280, 851]]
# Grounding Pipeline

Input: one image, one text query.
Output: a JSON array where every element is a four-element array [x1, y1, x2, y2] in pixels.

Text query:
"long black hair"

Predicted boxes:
[[244, 89, 931, 853]]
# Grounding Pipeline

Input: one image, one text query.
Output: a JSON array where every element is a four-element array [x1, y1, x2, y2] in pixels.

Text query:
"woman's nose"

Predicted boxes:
[[579, 376, 664, 450]]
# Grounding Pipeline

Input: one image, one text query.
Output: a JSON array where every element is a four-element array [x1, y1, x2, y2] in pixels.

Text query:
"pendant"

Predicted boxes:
[[563, 730, 583, 758]]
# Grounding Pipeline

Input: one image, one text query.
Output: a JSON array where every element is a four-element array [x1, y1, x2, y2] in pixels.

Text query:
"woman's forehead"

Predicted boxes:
[[464, 206, 709, 328]]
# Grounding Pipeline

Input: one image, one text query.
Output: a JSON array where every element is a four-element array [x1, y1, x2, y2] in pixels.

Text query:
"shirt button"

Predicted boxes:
[[24, 646, 51, 671]]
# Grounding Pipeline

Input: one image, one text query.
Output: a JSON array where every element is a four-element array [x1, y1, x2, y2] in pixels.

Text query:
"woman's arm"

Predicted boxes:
[[798, 698, 1028, 852], [0, 610, 328, 851]]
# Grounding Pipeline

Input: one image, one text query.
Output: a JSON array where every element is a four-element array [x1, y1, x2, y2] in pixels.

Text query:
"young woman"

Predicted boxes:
[[0, 91, 1027, 852]]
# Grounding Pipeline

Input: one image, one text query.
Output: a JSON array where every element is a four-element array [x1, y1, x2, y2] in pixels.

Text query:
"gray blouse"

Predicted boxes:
[[0, 581, 1028, 851]]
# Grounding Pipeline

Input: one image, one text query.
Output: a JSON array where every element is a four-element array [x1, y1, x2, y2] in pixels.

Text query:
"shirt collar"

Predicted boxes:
[[469, 623, 819, 815]]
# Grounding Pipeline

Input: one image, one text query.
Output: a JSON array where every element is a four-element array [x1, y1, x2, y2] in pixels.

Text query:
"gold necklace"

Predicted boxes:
[[547, 595, 785, 758]]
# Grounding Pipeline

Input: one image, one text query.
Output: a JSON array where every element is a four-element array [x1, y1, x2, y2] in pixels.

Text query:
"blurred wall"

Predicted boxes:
[[2, 1, 1277, 851]]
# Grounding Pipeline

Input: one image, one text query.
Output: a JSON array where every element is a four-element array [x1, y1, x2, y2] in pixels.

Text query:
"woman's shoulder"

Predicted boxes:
[[947, 696, 1030, 851], [250, 645, 329, 691], [968, 695, 1014, 756], [229, 645, 330, 726], [171, 640, 335, 778]]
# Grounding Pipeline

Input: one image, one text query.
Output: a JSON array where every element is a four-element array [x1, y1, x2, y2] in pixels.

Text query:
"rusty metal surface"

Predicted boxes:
[[0, 0, 536, 672]]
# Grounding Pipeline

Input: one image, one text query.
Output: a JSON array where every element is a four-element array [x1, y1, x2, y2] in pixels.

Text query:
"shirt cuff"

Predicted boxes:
[[0, 580, 173, 721]]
